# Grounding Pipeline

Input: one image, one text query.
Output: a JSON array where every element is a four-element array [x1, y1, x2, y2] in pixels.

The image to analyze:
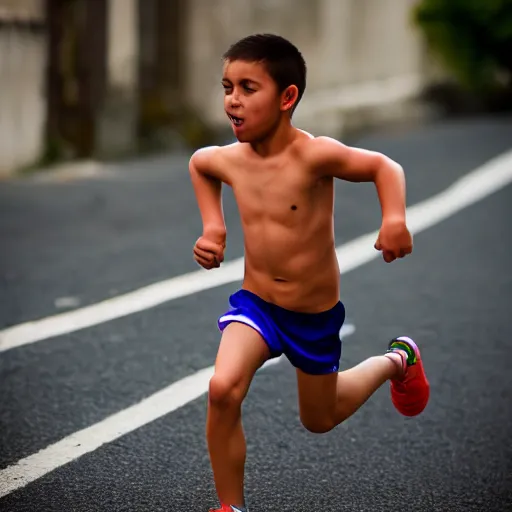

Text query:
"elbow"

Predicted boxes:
[[376, 156, 404, 181]]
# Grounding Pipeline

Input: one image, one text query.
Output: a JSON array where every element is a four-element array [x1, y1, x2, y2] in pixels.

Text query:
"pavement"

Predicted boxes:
[[0, 114, 511, 511]]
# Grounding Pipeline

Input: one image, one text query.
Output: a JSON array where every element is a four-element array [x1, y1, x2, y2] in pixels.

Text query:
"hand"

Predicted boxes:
[[374, 219, 413, 263], [193, 231, 226, 270]]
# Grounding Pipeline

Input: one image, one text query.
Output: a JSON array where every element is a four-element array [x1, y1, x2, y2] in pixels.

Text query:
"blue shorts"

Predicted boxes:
[[217, 289, 346, 375]]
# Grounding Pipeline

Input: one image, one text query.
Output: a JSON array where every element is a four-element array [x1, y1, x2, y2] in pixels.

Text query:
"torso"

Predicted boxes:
[[213, 132, 340, 313]]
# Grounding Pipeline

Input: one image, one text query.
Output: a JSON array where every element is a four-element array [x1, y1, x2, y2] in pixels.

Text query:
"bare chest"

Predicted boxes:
[[231, 164, 330, 225]]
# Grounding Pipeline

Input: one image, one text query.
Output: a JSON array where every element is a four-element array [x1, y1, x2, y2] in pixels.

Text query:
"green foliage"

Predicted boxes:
[[413, 0, 512, 92]]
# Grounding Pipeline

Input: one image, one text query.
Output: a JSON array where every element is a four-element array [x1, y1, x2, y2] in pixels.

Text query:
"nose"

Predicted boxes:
[[229, 90, 242, 108]]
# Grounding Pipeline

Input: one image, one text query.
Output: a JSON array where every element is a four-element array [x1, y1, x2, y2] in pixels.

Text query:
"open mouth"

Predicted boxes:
[[227, 113, 244, 127]]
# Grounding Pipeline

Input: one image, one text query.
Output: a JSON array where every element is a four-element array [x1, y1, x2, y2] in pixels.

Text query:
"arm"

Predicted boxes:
[[312, 137, 412, 262], [188, 146, 227, 242], [314, 137, 406, 223]]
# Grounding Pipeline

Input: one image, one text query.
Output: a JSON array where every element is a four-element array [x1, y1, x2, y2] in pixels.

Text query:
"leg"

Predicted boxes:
[[207, 321, 271, 508], [296, 354, 400, 433], [297, 337, 429, 432]]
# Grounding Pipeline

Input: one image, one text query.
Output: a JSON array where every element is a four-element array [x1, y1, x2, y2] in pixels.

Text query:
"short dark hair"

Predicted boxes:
[[223, 33, 307, 114]]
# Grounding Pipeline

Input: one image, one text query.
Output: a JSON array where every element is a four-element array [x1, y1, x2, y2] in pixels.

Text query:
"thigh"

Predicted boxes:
[[213, 321, 272, 399], [296, 368, 338, 422]]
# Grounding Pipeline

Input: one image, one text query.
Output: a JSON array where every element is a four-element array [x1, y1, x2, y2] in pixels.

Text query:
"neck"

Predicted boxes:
[[249, 117, 296, 157]]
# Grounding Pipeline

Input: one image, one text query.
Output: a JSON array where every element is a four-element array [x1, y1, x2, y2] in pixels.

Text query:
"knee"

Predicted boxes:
[[208, 373, 245, 410], [299, 414, 336, 434]]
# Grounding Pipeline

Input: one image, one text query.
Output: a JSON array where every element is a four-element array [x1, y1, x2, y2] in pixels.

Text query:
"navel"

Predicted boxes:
[[291, 205, 297, 211]]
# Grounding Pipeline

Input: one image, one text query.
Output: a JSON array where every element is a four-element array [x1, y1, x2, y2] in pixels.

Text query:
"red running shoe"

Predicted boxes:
[[386, 336, 430, 416], [209, 505, 247, 512]]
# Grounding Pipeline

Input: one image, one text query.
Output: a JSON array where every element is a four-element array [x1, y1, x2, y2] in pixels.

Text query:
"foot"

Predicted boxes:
[[209, 505, 248, 512], [385, 336, 430, 416]]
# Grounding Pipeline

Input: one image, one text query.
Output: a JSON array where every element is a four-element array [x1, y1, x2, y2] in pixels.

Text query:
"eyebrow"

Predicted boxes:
[[222, 77, 260, 86]]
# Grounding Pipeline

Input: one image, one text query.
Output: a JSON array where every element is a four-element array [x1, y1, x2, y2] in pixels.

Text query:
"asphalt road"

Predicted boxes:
[[1, 114, 512, 511]]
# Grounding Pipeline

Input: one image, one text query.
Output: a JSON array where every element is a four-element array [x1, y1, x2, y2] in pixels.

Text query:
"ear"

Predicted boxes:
[[280, 85, 299, 112]]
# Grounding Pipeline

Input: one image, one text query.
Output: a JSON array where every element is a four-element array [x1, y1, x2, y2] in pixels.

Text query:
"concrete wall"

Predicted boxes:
[[0, 0, 46, 176], [0, 0, 141, 175], [0, 0, 431, 175], [184, 0, 429, 137], [96, 0, 139, 157]]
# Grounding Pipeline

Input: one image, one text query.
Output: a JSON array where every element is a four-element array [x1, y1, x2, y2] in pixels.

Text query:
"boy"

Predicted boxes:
[[189, 34, 430, 512]]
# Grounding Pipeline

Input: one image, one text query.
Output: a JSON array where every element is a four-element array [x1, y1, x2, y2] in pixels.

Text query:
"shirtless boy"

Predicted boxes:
[[189, 34, 430, 512]]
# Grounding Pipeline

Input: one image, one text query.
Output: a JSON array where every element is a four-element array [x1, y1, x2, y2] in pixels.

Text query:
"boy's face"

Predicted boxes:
[[222, 59, 284, 142]]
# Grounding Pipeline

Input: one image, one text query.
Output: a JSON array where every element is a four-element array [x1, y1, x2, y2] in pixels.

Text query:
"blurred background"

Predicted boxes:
[[1, 0, 511, 177], [1, 2, 512, 510]]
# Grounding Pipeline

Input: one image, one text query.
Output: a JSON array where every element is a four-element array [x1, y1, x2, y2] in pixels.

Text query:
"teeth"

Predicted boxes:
[[228, 114, 243, 126]]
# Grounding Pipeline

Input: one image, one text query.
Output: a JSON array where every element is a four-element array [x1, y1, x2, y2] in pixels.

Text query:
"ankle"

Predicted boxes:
[[384, 350, 406, 379]]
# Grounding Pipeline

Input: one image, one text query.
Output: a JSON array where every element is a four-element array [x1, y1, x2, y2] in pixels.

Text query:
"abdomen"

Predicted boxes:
[[241, 216, 340, 312]]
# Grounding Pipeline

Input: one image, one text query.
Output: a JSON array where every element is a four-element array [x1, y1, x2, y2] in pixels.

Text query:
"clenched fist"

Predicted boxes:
[[374, 218, 413, 263], [193, 231, 226, 270]]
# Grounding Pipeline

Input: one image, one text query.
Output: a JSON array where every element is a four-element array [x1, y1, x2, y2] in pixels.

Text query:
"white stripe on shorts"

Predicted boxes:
[[218, 313, 264, 338]]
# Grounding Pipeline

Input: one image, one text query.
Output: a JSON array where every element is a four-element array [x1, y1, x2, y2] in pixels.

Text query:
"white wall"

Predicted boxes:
[[0, 1, 46, 176], [0, 0, 141, 175], [96, 0, 140, 157], [0, 0, 432, 175], [184, 0, 429, 136]]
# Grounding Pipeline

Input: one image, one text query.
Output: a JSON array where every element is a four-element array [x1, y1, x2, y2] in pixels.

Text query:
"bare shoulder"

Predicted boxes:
[[299, 135, 392, 182], [299, 135, 351, 167], [189, 143, 240, 184], [189, 145, 221, 175]]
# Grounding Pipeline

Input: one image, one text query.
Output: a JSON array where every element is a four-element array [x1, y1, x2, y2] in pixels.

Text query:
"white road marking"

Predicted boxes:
[[0, 260, 244, 353], [260, 354, 283, 369], [54, 296, 81, 309], [0, 365, 214, 498], [2, 148, 512, 353], [0, 325, 357, 498], [340, 323, 356, 340], [0, 149, 511, 496]]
